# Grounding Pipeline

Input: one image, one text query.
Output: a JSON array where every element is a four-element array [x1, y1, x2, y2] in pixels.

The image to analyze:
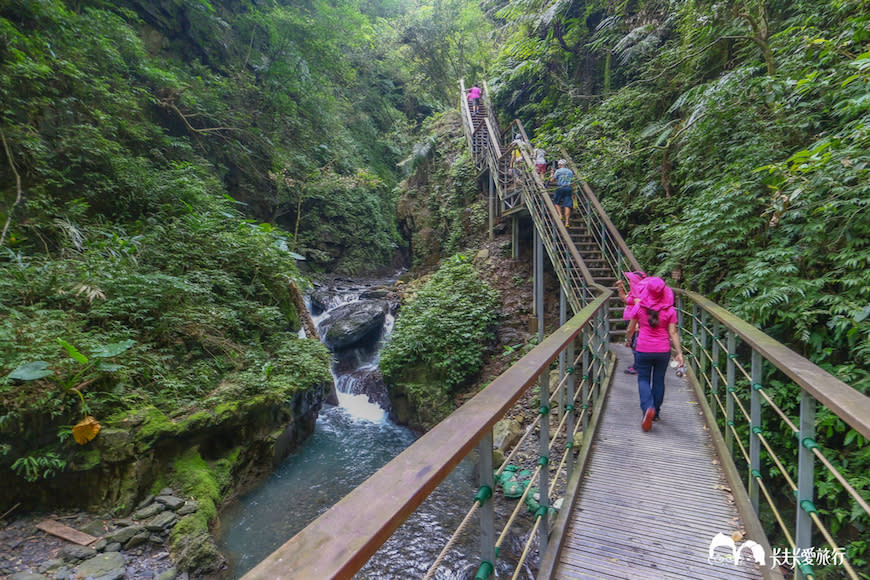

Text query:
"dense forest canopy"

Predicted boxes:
[[487, 0, 869, 386], [0, 0, 494, 491], [1, 0, 869, 573]]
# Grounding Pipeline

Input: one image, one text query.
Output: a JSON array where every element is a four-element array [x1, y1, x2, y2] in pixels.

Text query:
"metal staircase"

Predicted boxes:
[[460, 81, 623, 314]]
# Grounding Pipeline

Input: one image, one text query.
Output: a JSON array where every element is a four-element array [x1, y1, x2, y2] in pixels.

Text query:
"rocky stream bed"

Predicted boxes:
[[2, 490, 198, 580]]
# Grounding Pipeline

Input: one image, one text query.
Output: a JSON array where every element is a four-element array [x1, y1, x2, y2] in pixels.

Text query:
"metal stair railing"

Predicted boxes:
[[459, 80, 521, 213], [241, 293, 614, 580], [509, 137, 598, 312], [678, 290, 870, 580], [569, 170, 643, 278], [458, 89, 603, 312], [545, 152, 870, 580]]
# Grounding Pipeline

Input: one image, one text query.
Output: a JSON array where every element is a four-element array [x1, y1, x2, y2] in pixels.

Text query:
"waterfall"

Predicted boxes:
[[218, 276, 481, 579]]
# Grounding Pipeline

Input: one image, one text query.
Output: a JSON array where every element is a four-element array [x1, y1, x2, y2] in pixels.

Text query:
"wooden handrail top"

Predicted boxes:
[[681, 290, 870, 440], [242, 293, 611, 580]]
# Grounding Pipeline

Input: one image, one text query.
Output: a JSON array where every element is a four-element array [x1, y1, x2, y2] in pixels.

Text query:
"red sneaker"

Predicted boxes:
[[642, 408, 655, 432]]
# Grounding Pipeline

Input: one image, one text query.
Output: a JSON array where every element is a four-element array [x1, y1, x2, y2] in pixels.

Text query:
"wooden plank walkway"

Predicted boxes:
[[549, 344, 768, 579]]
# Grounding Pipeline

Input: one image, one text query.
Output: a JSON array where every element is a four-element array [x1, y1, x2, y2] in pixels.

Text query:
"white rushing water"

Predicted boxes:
[[218, 278, 480, 578]]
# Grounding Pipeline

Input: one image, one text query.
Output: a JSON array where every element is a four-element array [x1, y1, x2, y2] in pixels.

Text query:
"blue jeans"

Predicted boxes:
[[635, 351, 670, 414]]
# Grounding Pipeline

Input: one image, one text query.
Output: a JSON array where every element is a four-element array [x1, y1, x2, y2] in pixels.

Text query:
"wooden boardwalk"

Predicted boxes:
[[545, 344, 771, 579]]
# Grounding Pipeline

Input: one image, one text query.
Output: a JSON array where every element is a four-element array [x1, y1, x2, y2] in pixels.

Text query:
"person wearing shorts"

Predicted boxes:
[[534, 147, 547, 175], [550, 159, 574, 228]]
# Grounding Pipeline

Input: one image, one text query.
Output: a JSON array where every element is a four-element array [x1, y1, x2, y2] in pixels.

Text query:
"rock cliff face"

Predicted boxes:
[[0, 382, 330, 513]]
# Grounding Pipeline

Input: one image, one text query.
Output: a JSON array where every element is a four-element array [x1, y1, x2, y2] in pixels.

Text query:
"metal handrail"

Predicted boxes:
[[678, 289, 870, 580], [573, 179, 643, 280], [241, 293, 613, 579], [681, 291, 870, 439]]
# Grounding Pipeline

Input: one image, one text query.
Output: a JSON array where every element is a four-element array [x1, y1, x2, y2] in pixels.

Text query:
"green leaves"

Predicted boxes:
[[90, 339, 136, 359], [57, 339, 88, 365], [7, 361, 54, 381], [381, 254, 500, 406]]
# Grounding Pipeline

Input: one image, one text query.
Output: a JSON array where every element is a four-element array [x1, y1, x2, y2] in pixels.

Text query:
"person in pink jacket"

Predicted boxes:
[[623, 276, 683, 431], [468, 84, 482, 114], [615, 270, 646, 374]]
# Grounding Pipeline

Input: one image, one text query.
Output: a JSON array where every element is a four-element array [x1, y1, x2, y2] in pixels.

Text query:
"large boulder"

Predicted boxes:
[[337, 366, 390, 410], [321, 301, 388, 350]]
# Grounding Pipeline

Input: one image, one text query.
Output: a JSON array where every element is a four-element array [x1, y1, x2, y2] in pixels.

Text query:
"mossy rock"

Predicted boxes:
[[95, 428, 134, 463]]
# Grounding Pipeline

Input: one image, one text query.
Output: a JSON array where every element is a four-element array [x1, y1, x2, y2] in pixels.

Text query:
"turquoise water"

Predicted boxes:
[[217, 281, 482, 578]]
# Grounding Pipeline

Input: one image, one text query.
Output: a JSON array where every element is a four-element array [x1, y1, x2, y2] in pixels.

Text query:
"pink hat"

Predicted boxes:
[[639, 276, 674, 311], [623, 271, 647, 301]]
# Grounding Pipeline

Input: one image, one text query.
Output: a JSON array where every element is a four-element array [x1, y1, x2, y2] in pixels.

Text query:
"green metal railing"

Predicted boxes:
[[573, 179, 642, 279], [241, 82, 615, 580], [678, 291, 870, 580], [242, 293, 614, 580]]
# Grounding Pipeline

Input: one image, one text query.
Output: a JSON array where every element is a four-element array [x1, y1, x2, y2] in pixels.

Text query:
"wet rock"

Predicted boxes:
[[92, 538, 108, 551], [78, 519, 109, 537], [125, 530, 151, 549], [94, 428, 134, 462], [155, 495, 185, 510], [105, 524, 145, 545], [176, 501, 198, 516], [136, 494, 156, 510], [156, 567, 177, 580], [309, 288, 333, 315], [321, 301, 388, 350], [133, 503, 164, 520], [37, 559, 63, 573], [338, 367, 390, 409], [493, 418, 523, 454], [10, 573, 50, 580], [146, 511, 177, 532], [59, 544, 96, 562], [104, 542, 122, 552], [75, 552, 125, 580], [360, 287, 390, 299]]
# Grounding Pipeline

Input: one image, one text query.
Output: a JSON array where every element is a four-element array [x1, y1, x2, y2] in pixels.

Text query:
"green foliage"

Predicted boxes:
[[7, 337, 135, 416], [294, 169, 400, 274], [491, 0, 870, 570], [381, 254, 500, 415], [397, 113, 485, 267], [11, 449, 66, 482]]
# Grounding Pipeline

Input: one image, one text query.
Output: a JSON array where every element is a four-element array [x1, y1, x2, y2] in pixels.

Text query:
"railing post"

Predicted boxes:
[[534, 229, 544, 342], [711, 321, 721, 418], [488, 175, 494, 241], [691, 303, 700, 377], [726, 331, 736, 454], [566, 333, 576, 483], [795, 389, 816, 580], [559, 288, 567, 419], [594, 309, 606, 399], [581, 326, 591, 434], [477, 430, 496, 577], [537, 369, 550, 556], [699, 310, 710, 380], [511, 215, 519, 260], [749, 349, 762, 513]]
